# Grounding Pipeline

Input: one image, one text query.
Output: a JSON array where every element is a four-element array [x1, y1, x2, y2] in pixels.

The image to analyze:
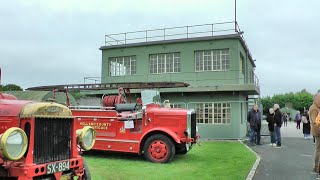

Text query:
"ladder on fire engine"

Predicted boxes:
[[26, 82, 189, 91]]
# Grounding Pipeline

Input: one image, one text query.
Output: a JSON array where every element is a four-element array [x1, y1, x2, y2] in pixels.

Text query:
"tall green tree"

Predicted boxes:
[[292, 90, 313, 111], [261, 89, 313, 113], [2, 84, 23, 91]]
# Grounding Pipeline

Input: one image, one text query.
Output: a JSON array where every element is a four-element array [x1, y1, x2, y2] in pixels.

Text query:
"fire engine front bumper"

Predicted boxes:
[[180, 137, 196, 151], [181, 133, 200, 144], [8, 157, 85, 179]]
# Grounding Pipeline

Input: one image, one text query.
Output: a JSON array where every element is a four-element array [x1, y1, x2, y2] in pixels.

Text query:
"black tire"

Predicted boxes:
[[143, 134, 175, 163], [176, 143, 188, 155], [83, 160, 91, 180]]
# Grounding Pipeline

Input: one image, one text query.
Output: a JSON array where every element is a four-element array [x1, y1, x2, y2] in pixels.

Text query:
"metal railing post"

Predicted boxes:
[[187, 26, 189, 38], [235, 21, 238, 33], [164, 28, 166, 40], [146, 30, 148, 42], [212, 24, 214, 36], [125, 33, 127, 44]]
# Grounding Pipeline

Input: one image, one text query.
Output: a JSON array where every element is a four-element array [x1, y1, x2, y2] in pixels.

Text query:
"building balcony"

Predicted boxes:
[[84, 69, 260, 95]]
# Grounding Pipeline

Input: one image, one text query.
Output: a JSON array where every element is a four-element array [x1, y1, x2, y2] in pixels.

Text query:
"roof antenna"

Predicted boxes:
[[234, 0, 237, 32]]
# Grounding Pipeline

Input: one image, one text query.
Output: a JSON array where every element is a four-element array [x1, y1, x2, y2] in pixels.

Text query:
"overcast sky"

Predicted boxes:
[[0, 0, 319, 97]]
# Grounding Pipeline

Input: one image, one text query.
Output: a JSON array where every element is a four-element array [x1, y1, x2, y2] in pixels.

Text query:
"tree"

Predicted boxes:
[[2, 84, 23, 91], [69, 90, 87, 100], [261, 96, 273, 114], [293, 90, 313, 112], [261, 89, 313, 113]]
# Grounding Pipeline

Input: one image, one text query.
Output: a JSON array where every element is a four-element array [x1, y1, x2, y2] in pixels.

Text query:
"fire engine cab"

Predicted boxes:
[[27, 82, 199, 163], [0, 92, 96, 179]]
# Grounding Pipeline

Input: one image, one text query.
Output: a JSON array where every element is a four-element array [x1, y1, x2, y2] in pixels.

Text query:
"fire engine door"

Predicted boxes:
[[95, 117, 117, 138]]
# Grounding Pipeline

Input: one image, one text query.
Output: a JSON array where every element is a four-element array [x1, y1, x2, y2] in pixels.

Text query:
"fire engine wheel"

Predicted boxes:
[[143, 134, 175, 163], [83, 160, 91, 180]]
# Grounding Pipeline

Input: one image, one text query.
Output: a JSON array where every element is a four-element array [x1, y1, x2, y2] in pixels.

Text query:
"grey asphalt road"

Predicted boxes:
[[249, 122, 318, 180]]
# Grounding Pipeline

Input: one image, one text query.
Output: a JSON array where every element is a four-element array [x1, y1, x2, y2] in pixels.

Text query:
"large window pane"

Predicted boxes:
[[149, 53, 181, 74], [109, 56, 136, 76], [195, 102, 231, 124], [195, 49, 229, 72]]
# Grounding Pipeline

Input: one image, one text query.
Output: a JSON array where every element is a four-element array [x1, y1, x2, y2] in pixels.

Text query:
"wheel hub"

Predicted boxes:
[[149, 141, 168, 160]]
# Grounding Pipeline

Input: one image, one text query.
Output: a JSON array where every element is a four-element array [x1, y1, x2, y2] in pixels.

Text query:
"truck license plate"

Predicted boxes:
[[46, 161, 70, 174]]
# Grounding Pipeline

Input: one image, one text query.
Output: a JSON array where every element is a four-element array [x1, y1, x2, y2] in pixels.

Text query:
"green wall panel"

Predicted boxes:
[[101, 38, 246, 87], [98, 36, 259, 139]]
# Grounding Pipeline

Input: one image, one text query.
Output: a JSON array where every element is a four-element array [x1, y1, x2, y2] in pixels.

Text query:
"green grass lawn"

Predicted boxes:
[[83, 141, 256, 180]]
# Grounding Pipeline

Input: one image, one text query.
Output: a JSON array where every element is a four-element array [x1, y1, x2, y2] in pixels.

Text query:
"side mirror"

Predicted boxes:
[[142, 106, 146, 114]]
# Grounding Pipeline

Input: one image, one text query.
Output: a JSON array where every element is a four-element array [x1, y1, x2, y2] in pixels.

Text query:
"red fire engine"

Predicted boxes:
[[27, 82, 198, 163], [0, 92, 96, 179]]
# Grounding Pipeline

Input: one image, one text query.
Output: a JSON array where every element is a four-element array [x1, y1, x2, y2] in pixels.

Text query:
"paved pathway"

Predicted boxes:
[[249, 122, 318, 180]]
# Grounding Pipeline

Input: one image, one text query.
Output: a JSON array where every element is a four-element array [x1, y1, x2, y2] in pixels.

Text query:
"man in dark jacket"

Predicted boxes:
[[302, 110, 311, 139], [274, 104, 282, 147], [247, 104, 261, 145]]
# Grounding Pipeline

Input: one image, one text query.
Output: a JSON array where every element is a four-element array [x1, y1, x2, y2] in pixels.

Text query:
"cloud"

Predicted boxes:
[[1, 0, 319, 96], [17, 0, 234, 15]]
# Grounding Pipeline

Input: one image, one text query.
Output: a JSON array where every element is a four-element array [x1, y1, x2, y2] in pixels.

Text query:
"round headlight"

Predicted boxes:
[[77, 126, 95, 151], [0, 127, 28, 161]]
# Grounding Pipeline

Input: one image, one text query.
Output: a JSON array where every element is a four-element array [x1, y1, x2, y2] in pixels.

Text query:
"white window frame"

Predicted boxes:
[[170, 103, 186, 108], [109, 56, 136, 76], [149, 53, 181, 74], [195, 102, 231, 124], [195, 49, 230, 72]]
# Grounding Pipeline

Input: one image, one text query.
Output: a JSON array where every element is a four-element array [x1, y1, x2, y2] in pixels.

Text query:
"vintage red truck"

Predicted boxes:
[[27, 82, 199, 163], [0, 92, 96, 179]]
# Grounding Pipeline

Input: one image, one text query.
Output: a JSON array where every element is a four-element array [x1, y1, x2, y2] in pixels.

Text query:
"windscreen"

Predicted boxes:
[[141, 90, 161, 105]]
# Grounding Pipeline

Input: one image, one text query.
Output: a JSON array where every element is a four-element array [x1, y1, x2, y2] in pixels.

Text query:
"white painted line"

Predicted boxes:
[[238, 140, 261, 180], [299, 154, 313, 158]]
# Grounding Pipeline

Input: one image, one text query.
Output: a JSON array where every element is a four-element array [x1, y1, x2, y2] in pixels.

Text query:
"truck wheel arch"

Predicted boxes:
[[139, 129, 180, 154]]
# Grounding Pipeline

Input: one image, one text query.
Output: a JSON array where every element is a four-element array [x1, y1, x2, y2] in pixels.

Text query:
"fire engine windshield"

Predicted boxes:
[[141, 90, 161, 105]]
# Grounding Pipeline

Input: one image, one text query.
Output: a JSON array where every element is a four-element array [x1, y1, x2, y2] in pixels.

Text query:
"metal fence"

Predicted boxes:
[[105, 21, 242, 46], [103, 21, 254, 69]]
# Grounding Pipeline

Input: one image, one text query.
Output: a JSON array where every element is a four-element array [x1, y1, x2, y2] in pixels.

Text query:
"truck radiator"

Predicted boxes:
[[191, 112, 197, 139], [34, 118, 72, 164]]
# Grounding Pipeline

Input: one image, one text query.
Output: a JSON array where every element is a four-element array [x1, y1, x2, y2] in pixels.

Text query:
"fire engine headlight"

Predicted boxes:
[[76, 126, 96, 151], [0, 127, 28, 161]]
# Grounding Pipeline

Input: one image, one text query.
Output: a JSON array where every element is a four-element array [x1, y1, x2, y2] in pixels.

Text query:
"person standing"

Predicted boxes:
[[266, 108, 276, 146], [274, 104, 282, 147], [283, 113, 288, 126], [295, 111, 301, 129], [302, 110, 311, 139], [247, 104, 262, 145], [309, 93, 320, 173]]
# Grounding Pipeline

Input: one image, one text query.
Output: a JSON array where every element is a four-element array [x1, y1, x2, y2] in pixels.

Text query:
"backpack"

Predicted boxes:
[[302, 116, 308, 124]]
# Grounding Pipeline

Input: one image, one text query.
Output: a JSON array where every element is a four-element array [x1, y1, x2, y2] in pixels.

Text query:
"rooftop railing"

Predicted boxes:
[[103, 21, 253, 63], [104, 21, 242, 46]]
